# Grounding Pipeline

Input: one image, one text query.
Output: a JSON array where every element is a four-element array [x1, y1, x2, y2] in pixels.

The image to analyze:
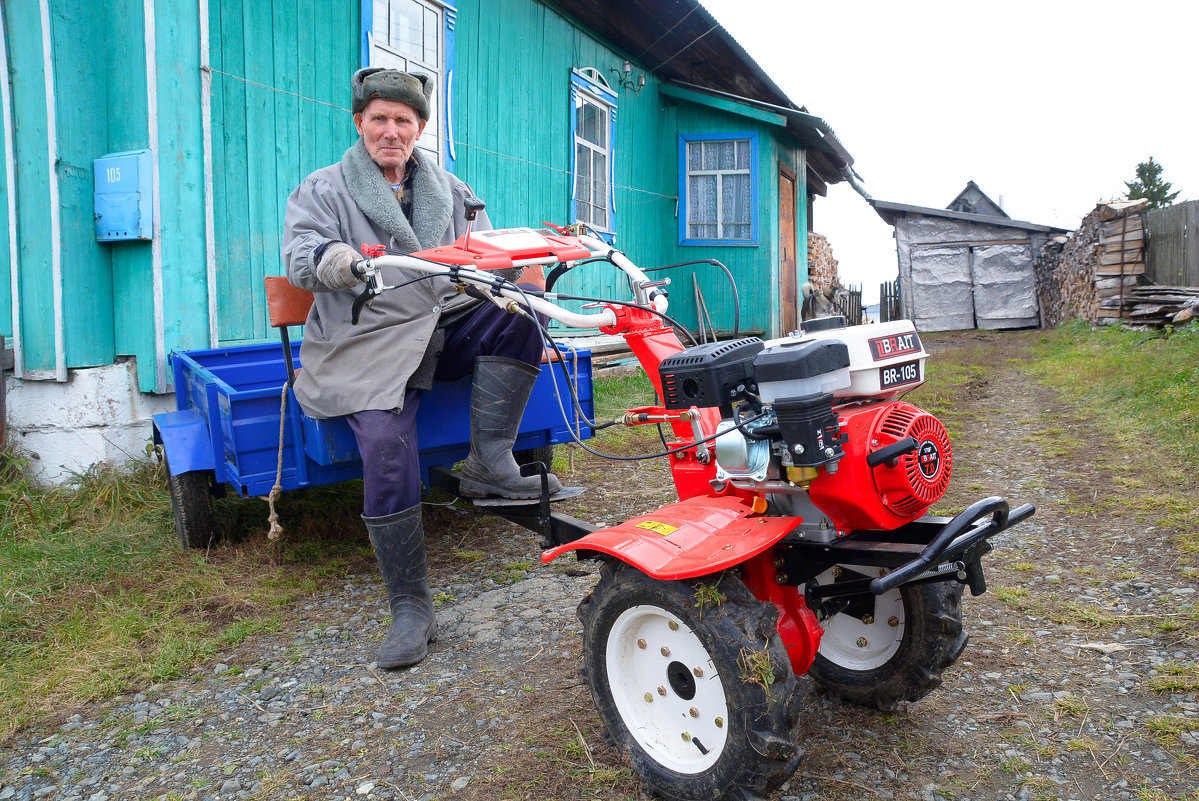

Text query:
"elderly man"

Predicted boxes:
[[282, 68, 561, 669]]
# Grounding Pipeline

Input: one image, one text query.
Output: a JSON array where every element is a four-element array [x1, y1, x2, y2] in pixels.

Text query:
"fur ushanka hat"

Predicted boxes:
[[351, 68, 434, 119]]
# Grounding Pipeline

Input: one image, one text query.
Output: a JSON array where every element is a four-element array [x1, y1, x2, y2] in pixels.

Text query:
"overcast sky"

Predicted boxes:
[[699, 0, 1198, 303]]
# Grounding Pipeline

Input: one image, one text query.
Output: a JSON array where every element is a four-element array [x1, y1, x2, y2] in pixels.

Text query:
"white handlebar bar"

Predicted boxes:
[[364, 233, 668, 330]]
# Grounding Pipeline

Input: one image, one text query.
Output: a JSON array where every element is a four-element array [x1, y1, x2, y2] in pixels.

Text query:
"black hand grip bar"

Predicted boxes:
[[866, 437, 918, 469], [351, 286, 373, 325], [870, 496, 1011, 595], [464, 197, 486, 221]]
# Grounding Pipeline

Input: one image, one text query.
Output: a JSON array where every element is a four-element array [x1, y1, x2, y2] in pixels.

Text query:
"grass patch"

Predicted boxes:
[[0, 459, 373, 738], [1149, 663, 1199, 693]]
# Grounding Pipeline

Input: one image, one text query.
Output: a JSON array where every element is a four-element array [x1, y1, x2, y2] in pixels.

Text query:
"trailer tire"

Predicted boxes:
[[166, 458, 219, 550], [577, 561, 802, 801], [805, 567, 966, 711]]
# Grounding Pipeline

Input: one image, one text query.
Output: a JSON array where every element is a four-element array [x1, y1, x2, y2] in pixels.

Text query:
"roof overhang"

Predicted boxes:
[[869, 198, 1070, 234], [538, 0, 857, 189]]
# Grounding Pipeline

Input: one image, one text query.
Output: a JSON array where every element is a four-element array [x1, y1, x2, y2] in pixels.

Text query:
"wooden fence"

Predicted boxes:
[[879, 280, 901, 322], [1146, 201, 1199, 287]]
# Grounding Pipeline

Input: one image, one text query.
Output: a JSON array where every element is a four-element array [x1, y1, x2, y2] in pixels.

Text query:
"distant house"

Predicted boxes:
[[871, 182, 1068, 331], [1, 0, 858, 481]]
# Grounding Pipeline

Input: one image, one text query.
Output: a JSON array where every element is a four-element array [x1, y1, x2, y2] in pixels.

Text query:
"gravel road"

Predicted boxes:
[[2, 330, 1196, 801]]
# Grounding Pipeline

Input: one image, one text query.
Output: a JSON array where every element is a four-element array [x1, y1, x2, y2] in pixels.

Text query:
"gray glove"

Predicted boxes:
[[316, 242, 362, 290]]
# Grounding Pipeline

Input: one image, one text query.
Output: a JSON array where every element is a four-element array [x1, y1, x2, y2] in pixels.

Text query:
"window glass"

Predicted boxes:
[[369, 0, 443, 165], [682, 135, 755, 243], [572, 85, 613, 232]]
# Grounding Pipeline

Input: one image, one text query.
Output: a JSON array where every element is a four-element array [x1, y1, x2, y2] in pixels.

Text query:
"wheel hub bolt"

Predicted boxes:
[[657, 686, 667, 696], [715, 717, 724, 728], [668, 620, 679, 631], [637, 639, 647, 649], [862, 614, 874, 625], [689, 707, 699, 718], [693, 667, 704, 678], [660, 646, 671, 657], [644, 693, 653, 703], [857, 637, 868, 648], [888, 616, 899, 627]]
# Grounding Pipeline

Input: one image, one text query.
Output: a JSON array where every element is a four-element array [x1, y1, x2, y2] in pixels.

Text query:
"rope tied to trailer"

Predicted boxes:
[[266, 383, 288, 540]]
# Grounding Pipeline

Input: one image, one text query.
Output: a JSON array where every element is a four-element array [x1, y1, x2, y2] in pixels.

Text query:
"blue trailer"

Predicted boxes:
[[152, 341, 594, 548]]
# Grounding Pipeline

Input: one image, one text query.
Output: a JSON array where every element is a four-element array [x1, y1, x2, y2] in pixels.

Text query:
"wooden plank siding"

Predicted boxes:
[[2, 0, 814, 395], [108, 0, 155, 385], [209, 0, 358, 345], [453, 0, 807, 338], [6, 0, 56, 373], [1146, 201, 1199, 288]]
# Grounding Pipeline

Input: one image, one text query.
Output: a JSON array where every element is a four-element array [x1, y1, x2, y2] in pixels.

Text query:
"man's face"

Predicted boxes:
[[354, 99, 427, 173]]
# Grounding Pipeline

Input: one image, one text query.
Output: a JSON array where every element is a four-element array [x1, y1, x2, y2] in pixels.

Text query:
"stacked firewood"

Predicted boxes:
[[807, 232, 840, 292], [1092, 200, 1149, 321], [1032, 199, 1196, 326], [1036, 205, 1103, 326]]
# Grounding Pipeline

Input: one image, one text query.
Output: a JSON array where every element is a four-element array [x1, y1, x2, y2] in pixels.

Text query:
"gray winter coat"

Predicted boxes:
[[282, 140, 491, 418]]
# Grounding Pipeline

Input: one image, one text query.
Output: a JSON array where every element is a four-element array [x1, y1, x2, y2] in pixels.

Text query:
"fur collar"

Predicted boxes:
[[341, 138, 452, 251]]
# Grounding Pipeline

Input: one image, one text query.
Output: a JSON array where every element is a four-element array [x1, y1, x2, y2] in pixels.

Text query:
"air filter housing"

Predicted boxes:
[[659, 338, 764, 412]]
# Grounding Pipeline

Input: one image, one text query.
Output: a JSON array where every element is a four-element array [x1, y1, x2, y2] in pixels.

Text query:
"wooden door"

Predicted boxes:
[[778, 167, 798, 333]]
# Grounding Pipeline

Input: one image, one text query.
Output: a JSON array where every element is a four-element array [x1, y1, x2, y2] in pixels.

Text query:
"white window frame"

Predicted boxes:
[[678, 132, 759, 247], [570, 69, 617, 242], [364, 0, 447, 167]]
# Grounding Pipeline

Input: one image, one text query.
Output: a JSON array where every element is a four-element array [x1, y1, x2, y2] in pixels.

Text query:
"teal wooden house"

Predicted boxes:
[[0, 0, 858, 481]]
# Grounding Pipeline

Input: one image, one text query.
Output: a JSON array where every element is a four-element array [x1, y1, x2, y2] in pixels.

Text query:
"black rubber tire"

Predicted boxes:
[[577, 561, 802, 801], [806, 574, 967, 711], [513, 444, 554, 472], [166, 458, 219, 550]]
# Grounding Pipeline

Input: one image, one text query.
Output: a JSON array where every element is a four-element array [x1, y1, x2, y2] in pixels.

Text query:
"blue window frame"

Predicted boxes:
[[678, 132, 759, 247], [570, 69, 617, 243]]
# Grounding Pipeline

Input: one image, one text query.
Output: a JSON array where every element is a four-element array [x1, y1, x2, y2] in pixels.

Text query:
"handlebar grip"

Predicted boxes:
[[350, 260, 368, 279]]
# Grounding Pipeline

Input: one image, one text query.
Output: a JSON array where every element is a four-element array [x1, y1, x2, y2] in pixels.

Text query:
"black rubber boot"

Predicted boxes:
[[364, 506, 437, 669], [460, 356, 563, 499]]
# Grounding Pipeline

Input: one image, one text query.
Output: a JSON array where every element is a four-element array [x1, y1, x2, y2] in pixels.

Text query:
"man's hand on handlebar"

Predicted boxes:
[[316, 242, 366, 291]]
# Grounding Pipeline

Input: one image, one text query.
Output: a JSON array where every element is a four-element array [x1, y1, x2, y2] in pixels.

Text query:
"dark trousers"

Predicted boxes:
[[347, 291, 544, 516]]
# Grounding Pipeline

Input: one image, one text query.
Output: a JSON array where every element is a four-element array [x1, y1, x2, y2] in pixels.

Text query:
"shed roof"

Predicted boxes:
[[541, 0, 857, 188], [869, 198, 1070, 234]]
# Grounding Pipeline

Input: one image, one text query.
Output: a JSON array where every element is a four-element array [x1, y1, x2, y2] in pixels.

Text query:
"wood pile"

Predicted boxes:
[[1096, 286, 1199, 324], [1034, 199, 1197, 326], [1092, 200, 1149, 321], [807, 232, 840, 292]]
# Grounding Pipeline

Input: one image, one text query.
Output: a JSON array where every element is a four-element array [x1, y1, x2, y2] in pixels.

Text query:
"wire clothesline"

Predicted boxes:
[[204, 65, 679, 203]]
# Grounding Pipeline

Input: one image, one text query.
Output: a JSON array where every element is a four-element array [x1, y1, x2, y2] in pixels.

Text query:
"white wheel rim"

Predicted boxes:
[[814, 566, 905, 670], [605, 604, 729, 774]]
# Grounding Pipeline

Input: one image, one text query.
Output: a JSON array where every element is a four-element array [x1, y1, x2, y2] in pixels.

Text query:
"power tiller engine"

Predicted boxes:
[[659, 316, 950, 538]]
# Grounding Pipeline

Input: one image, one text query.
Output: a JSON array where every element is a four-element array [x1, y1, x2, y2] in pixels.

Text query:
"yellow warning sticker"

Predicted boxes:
[[635, 521, 678, 536]]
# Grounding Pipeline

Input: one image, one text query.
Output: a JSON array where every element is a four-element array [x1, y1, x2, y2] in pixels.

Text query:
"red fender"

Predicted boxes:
[[541, 495, 799, 581]]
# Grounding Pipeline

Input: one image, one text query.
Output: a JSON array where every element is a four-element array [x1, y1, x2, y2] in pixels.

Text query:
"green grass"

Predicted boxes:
[[1028, 321, 1199, 458], [0, 456, 373, 738], [1028, 321, 1199, 558]]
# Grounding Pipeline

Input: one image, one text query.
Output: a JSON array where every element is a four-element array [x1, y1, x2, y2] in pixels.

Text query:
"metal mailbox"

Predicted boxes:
[[94, 149, 153, 241]]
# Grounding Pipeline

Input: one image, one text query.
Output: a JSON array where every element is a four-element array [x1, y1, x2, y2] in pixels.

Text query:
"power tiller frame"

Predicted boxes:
[[353, 221, 1035, 801]]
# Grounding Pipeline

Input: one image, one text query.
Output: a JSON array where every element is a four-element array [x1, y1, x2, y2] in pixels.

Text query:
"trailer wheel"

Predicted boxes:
[[804, 565, 967, 711], [165, 457, 219, 550], [577, 561, 802, 801]]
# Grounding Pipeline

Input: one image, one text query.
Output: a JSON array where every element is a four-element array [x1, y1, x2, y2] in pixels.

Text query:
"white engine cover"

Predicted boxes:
[[762, 319, 928, 400]]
